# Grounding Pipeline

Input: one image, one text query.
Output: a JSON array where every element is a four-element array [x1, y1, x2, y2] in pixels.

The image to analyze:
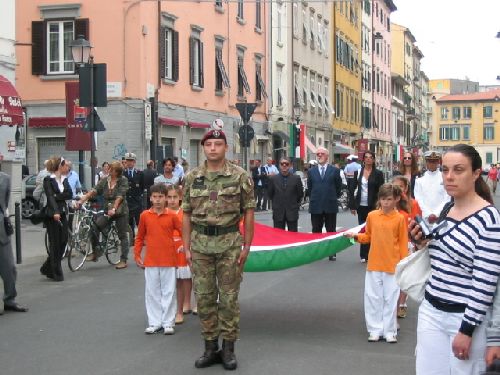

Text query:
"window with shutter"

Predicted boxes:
[[32, 18, 89, 76], [189, 36, 203, 88], [215, 48, 230, 91], [238, 57, 251, 95], [160, 27, 178, 82]]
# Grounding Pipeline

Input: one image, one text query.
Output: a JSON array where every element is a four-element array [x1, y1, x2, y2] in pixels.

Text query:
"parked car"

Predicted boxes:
[[21, 174, 38, 218]]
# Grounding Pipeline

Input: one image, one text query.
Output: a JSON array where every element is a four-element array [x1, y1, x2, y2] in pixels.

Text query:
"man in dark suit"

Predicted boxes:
[[251, 160, 267, 211], [267, 157, 303, 232], [123, 152, 144, 238], [143, 160, 158, 209], [0, 169, 28, 313], [307, 147, 342, 260]]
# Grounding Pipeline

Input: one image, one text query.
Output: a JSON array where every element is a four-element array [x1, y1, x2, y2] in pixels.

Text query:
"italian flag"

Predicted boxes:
[[244, 223, 362, 272]]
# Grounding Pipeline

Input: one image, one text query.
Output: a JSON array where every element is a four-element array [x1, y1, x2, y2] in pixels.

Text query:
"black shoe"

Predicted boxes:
[[194, 339, 221, 368], [328, 255, 337, 261], [4, 303, 28, 312], [221, 340, 237, 370]]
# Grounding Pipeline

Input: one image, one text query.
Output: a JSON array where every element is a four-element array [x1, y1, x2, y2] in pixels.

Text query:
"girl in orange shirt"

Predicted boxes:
[[345, 184, 408, 343], [392, 175, 422, 319], [166, 185, 195, 325]]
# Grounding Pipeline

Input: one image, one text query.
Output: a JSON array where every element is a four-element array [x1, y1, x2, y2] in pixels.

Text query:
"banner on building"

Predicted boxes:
[[65, 82, 92, 151], [357, 139, 368, 159]]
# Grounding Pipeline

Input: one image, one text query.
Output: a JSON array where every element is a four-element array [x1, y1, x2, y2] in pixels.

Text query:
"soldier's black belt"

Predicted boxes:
[[193, 224, 239, 236]]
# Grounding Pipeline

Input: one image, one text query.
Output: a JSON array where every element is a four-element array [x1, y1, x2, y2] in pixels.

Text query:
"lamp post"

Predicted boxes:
[[70, 35, 95, 187]]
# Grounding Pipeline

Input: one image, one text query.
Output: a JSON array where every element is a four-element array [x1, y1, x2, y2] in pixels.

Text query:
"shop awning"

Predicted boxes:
[[188, 121, 210, 129], [29, 117, 66, 128], [159, 117, 186, 127], [331, 143, 354, 154], [0, 75, 23, 126]]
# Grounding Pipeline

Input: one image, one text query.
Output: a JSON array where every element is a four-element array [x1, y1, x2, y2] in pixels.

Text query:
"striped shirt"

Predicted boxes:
[[426, 205, 500, 336]]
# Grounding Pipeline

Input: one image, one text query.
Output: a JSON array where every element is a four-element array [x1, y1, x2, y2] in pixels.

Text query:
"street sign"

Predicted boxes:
[[144, 102, 152, 140], [235, 103, 257, 124], [238, 125, 254, 147]]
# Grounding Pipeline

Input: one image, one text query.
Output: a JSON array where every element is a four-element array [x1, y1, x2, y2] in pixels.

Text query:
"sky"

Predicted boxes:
[[390, 0, 500, 86]]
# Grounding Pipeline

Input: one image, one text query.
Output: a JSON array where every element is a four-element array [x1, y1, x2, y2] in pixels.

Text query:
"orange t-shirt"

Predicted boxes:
[[134, 208, 182, 267], [172, 209, 187, 267], [399, 199, 422, 228], [356, 209, 409, 273]]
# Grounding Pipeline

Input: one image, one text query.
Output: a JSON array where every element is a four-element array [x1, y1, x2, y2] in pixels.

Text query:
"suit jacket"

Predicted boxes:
[[125, 168, 144, 210], [267, 173, 303, 221], [349, 167, 385, 211], [252, 166, 268, 187], [143, 168, 158, 191], [0, 172, 11, 245], [43, 176, 72, 218], [307, 164, 343, 214]]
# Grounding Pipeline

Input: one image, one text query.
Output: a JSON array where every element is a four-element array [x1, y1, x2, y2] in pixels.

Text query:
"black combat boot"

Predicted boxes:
[[221, 339, 237, 370], [194, 339, 221, 368]]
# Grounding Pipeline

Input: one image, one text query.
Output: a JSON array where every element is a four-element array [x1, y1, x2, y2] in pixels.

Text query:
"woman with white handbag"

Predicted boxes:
[[410, 144, 500, 375]]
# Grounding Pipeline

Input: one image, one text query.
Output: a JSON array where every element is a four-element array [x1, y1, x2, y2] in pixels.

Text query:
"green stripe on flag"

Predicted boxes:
[[244, 235, 353, 272]]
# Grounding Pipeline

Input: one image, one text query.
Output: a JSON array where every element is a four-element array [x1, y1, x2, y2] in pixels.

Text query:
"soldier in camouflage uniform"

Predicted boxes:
[[182, 129, 255, 370]]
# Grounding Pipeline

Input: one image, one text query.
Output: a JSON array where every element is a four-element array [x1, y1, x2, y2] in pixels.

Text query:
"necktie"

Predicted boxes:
[[320, 166, 325, 178], [129, 169, 133, 178]]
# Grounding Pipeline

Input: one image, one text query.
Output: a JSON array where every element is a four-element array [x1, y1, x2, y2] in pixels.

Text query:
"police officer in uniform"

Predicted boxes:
[[123, 153, 144, 238], [182, 129, 255, 370], [414, 151, 450, 225]]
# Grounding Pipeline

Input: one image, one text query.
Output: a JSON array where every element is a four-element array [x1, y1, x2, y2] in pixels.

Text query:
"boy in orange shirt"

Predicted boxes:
[[135, 183, 182, 335], [345, 183, 408, 343]]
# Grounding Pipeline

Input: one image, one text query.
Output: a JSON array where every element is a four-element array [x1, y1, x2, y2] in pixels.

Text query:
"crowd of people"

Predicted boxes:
[[2, 131, 500, 373]]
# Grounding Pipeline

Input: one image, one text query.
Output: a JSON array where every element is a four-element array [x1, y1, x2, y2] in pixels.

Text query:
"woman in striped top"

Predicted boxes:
[[410, 144, 500, 375]]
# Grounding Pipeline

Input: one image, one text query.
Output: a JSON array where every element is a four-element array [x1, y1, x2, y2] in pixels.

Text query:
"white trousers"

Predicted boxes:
[[416, 299, 488, 375], [364, 271, 399, 337], [145, 267, 177, 329]]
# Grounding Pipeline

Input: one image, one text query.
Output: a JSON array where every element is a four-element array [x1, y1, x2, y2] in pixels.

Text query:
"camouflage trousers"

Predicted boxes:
[[191, 246, 242, 341]]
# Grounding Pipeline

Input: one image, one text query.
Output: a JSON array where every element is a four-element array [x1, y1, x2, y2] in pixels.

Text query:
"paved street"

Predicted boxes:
[[0, 207, 422, 375]]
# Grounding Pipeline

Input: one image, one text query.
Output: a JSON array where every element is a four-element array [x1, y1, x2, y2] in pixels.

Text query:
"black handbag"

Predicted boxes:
[[30, 206, 48, 225], [0, 206, 13, 236], [4, 217, 13, 236]]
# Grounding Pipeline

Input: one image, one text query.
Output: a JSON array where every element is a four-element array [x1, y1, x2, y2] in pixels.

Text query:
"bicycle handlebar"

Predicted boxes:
[[78, 204, 106, 216]]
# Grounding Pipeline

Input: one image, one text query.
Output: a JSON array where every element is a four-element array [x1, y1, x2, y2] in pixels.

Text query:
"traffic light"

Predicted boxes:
[[294, 126, 301, 149]]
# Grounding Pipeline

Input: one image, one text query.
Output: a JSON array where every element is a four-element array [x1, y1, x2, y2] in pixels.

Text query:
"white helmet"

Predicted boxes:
[[308, 160, 318, 166]]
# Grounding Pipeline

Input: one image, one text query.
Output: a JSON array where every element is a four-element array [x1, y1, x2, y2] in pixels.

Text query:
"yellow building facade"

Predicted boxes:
[[434, 90, 500, 167], [332, 0, 362, 139]]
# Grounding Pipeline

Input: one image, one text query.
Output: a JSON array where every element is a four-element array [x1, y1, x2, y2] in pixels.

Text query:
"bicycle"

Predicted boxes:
[[67, 204, 122, 271]]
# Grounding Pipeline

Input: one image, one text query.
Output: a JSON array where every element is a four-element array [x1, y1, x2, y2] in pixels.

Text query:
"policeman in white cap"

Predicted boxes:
[[124, 152, 144, 238], [413, 151, 450, 225]]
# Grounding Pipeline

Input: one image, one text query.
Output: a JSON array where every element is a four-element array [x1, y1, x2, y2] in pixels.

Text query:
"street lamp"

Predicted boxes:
[[70, 35, 95, 187]]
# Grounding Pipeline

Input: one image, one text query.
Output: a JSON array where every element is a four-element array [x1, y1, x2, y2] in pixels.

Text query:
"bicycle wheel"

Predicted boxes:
[[105, 226, 121, 265], [68, 223, 91, 271]]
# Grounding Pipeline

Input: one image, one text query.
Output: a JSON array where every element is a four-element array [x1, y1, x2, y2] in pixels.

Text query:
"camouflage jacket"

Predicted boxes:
[[182, 160, 255, 254]]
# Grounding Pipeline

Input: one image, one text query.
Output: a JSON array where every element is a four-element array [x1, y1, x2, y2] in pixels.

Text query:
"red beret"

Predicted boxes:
[[201, 130, 227, 145]]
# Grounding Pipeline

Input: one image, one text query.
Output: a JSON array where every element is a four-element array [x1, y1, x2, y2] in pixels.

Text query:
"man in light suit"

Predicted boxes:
[[267, 157, 303, 232], [307, 147, 342, 260], [0, 170, 28, 314]]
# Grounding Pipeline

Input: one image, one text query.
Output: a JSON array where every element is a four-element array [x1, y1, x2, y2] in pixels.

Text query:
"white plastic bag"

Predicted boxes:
[[395, 246, 430, 303]]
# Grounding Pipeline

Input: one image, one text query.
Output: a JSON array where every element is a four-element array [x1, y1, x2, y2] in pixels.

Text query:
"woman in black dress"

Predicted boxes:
[[40, 156, 72, 281]]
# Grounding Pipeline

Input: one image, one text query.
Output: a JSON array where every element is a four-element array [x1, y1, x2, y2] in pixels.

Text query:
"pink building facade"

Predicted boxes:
[[370, 0, 396, 174], [16, 0, 268, 174]]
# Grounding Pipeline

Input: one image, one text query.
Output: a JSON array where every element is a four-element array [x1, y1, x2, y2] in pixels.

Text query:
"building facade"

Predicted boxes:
[[332, 0, 362, 162], [434, 89, 500, 167], [369, 0, 396, 175], [16, 0, 268, 177]]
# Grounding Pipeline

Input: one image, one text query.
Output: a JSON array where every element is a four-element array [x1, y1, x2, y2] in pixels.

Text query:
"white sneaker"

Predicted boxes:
[[144, 326, 162, 334], [385, 334, 397, 343], [163, 326, 175, 335], [368, 333, 380, 342]]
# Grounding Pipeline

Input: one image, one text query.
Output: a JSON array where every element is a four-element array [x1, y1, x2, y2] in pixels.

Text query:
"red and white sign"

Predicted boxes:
[[0, 75, 23, 126]]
